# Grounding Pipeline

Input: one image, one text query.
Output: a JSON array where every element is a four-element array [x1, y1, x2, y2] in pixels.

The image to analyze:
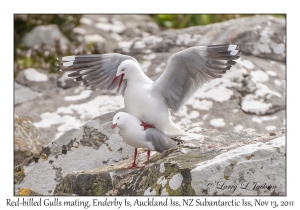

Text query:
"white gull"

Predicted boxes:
[[59, 45, 241, 137], [111, 112, 178, 168]]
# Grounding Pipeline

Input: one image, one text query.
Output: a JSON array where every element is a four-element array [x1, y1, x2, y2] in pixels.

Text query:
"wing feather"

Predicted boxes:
[[58, 53, 137, 94], [152, 45, 241, 112], [145, 129, 178, 153]]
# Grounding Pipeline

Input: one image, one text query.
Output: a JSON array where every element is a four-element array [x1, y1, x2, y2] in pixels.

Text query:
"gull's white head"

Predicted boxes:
[[112, 60, 140, 87], [116, 59, 138, 77], [111, 112, 129, 129]]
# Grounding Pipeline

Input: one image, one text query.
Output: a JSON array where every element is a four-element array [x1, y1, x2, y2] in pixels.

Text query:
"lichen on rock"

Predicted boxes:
[[53, 127, 285, 196]]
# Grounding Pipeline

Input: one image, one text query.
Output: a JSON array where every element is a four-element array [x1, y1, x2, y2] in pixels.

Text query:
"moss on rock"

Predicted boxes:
[[14, 166, 25, 184]]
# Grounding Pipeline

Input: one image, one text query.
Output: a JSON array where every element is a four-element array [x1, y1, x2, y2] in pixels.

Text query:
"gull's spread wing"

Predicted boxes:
[[151, 45, 241, 112], [58, 54, 137, 95]]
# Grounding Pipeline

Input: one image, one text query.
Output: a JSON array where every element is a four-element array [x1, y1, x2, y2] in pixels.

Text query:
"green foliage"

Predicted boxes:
[[14, 14, 286, 76], [152, 14, 286, 29], [14, 14, 82, 48], [14, 14, 108, 76], [14, 41, 106, 75], [14, 15, 83, 75]]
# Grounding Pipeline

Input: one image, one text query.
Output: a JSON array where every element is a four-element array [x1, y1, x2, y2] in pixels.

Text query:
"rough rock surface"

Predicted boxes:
[[14, 113, 45, 166], [16, 188, 42, 196], [22, 24, 70, 47], [75, 15, 160, 53], [14, 111, 133, 195], [14, 110, 285, 196], [191, 136, 285, 195], [51, 116, 285, 196], [116, 16, 285, 61], [15, 68, 59, 92], [15, 15, 286, 144], [14, 82, 40, 105], [57, 72, 78, 89]]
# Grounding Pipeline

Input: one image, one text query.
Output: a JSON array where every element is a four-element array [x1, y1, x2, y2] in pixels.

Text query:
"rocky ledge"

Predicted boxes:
[[14, 111, 286, 196]]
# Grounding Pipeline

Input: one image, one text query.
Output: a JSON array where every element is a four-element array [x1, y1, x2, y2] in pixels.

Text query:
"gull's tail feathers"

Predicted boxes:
[[164, 121, 188, 137]]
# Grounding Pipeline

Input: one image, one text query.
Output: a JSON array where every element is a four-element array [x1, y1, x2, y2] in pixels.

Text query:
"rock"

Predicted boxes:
[[117, 15, 285, 62], [14, 84, 123, 143], [269, 132, 276, 136], [57, 72, 78, 89], [14, 113, 45, 166], [14, 111, 133, 195], [15, 68, 58, 92], [74, 15, 160, 52], [191, 136, 285, 195], [14, 82, 40, 105], [16, 188, 42, 196], [22, 24, 70, 47], [51, 113, 285, 195], [14, 110, 285, 196]]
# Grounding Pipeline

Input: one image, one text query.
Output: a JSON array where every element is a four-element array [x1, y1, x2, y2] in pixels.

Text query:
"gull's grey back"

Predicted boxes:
[[145, 128, 178, 153]]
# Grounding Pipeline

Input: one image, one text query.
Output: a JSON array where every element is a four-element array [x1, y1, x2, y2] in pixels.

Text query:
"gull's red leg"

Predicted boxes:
[[128, 148, 138, 169], [140, 121, 154, 130], [145, 150, 151, 165], [139, 150, 151, 168]]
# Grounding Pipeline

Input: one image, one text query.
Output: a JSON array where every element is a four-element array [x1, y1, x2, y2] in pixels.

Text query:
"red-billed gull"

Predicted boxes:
[[111, 112, 178, 168], [59, 45, 240, 137]]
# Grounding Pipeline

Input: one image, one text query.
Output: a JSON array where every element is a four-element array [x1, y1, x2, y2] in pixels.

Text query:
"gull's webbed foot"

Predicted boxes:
[[128, 162, 138, 169]]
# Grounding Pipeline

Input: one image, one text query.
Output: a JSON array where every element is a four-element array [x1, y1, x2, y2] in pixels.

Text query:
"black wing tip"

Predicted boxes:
[[206, 44, 241, 62], [205, 45, 241, 75], [207, 44, 241, 57], [67, 71, 80, 77], [207, 44, 239, 49], [74, 76, 84, 81]]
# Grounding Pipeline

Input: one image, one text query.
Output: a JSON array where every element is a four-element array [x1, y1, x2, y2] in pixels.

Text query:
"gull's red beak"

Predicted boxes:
[[112, 75, 118, 84], [118, 74, 125, 87], [111, 123, 117, 129], [111, 74, 125, 88]]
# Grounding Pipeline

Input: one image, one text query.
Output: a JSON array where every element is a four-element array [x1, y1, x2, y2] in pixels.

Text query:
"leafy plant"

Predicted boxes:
[[152, 14, 286, 29], [14, 15, 83, 75], [14, 14, 82, 49]]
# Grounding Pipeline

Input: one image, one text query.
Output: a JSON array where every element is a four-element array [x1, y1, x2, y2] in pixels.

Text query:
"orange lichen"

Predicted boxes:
[[19, 188, 31, 196], [40, 154, 48, 160]]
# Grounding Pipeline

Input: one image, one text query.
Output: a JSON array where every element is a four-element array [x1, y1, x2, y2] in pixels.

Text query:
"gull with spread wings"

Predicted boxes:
[[59, 45, 240, 137]]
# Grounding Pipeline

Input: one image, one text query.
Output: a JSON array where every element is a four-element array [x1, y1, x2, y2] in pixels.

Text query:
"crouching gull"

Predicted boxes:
[[59, 45, 241, 137], [111, 112, 178, 168]]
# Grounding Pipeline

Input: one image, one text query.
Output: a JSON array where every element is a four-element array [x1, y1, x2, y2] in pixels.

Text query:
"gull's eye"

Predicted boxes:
[[117, 117, 120, 119], [121, 68, 125, 71]]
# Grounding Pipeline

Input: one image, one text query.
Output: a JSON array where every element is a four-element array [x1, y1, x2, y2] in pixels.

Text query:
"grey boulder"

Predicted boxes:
[[22, 24, 70, 47]]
